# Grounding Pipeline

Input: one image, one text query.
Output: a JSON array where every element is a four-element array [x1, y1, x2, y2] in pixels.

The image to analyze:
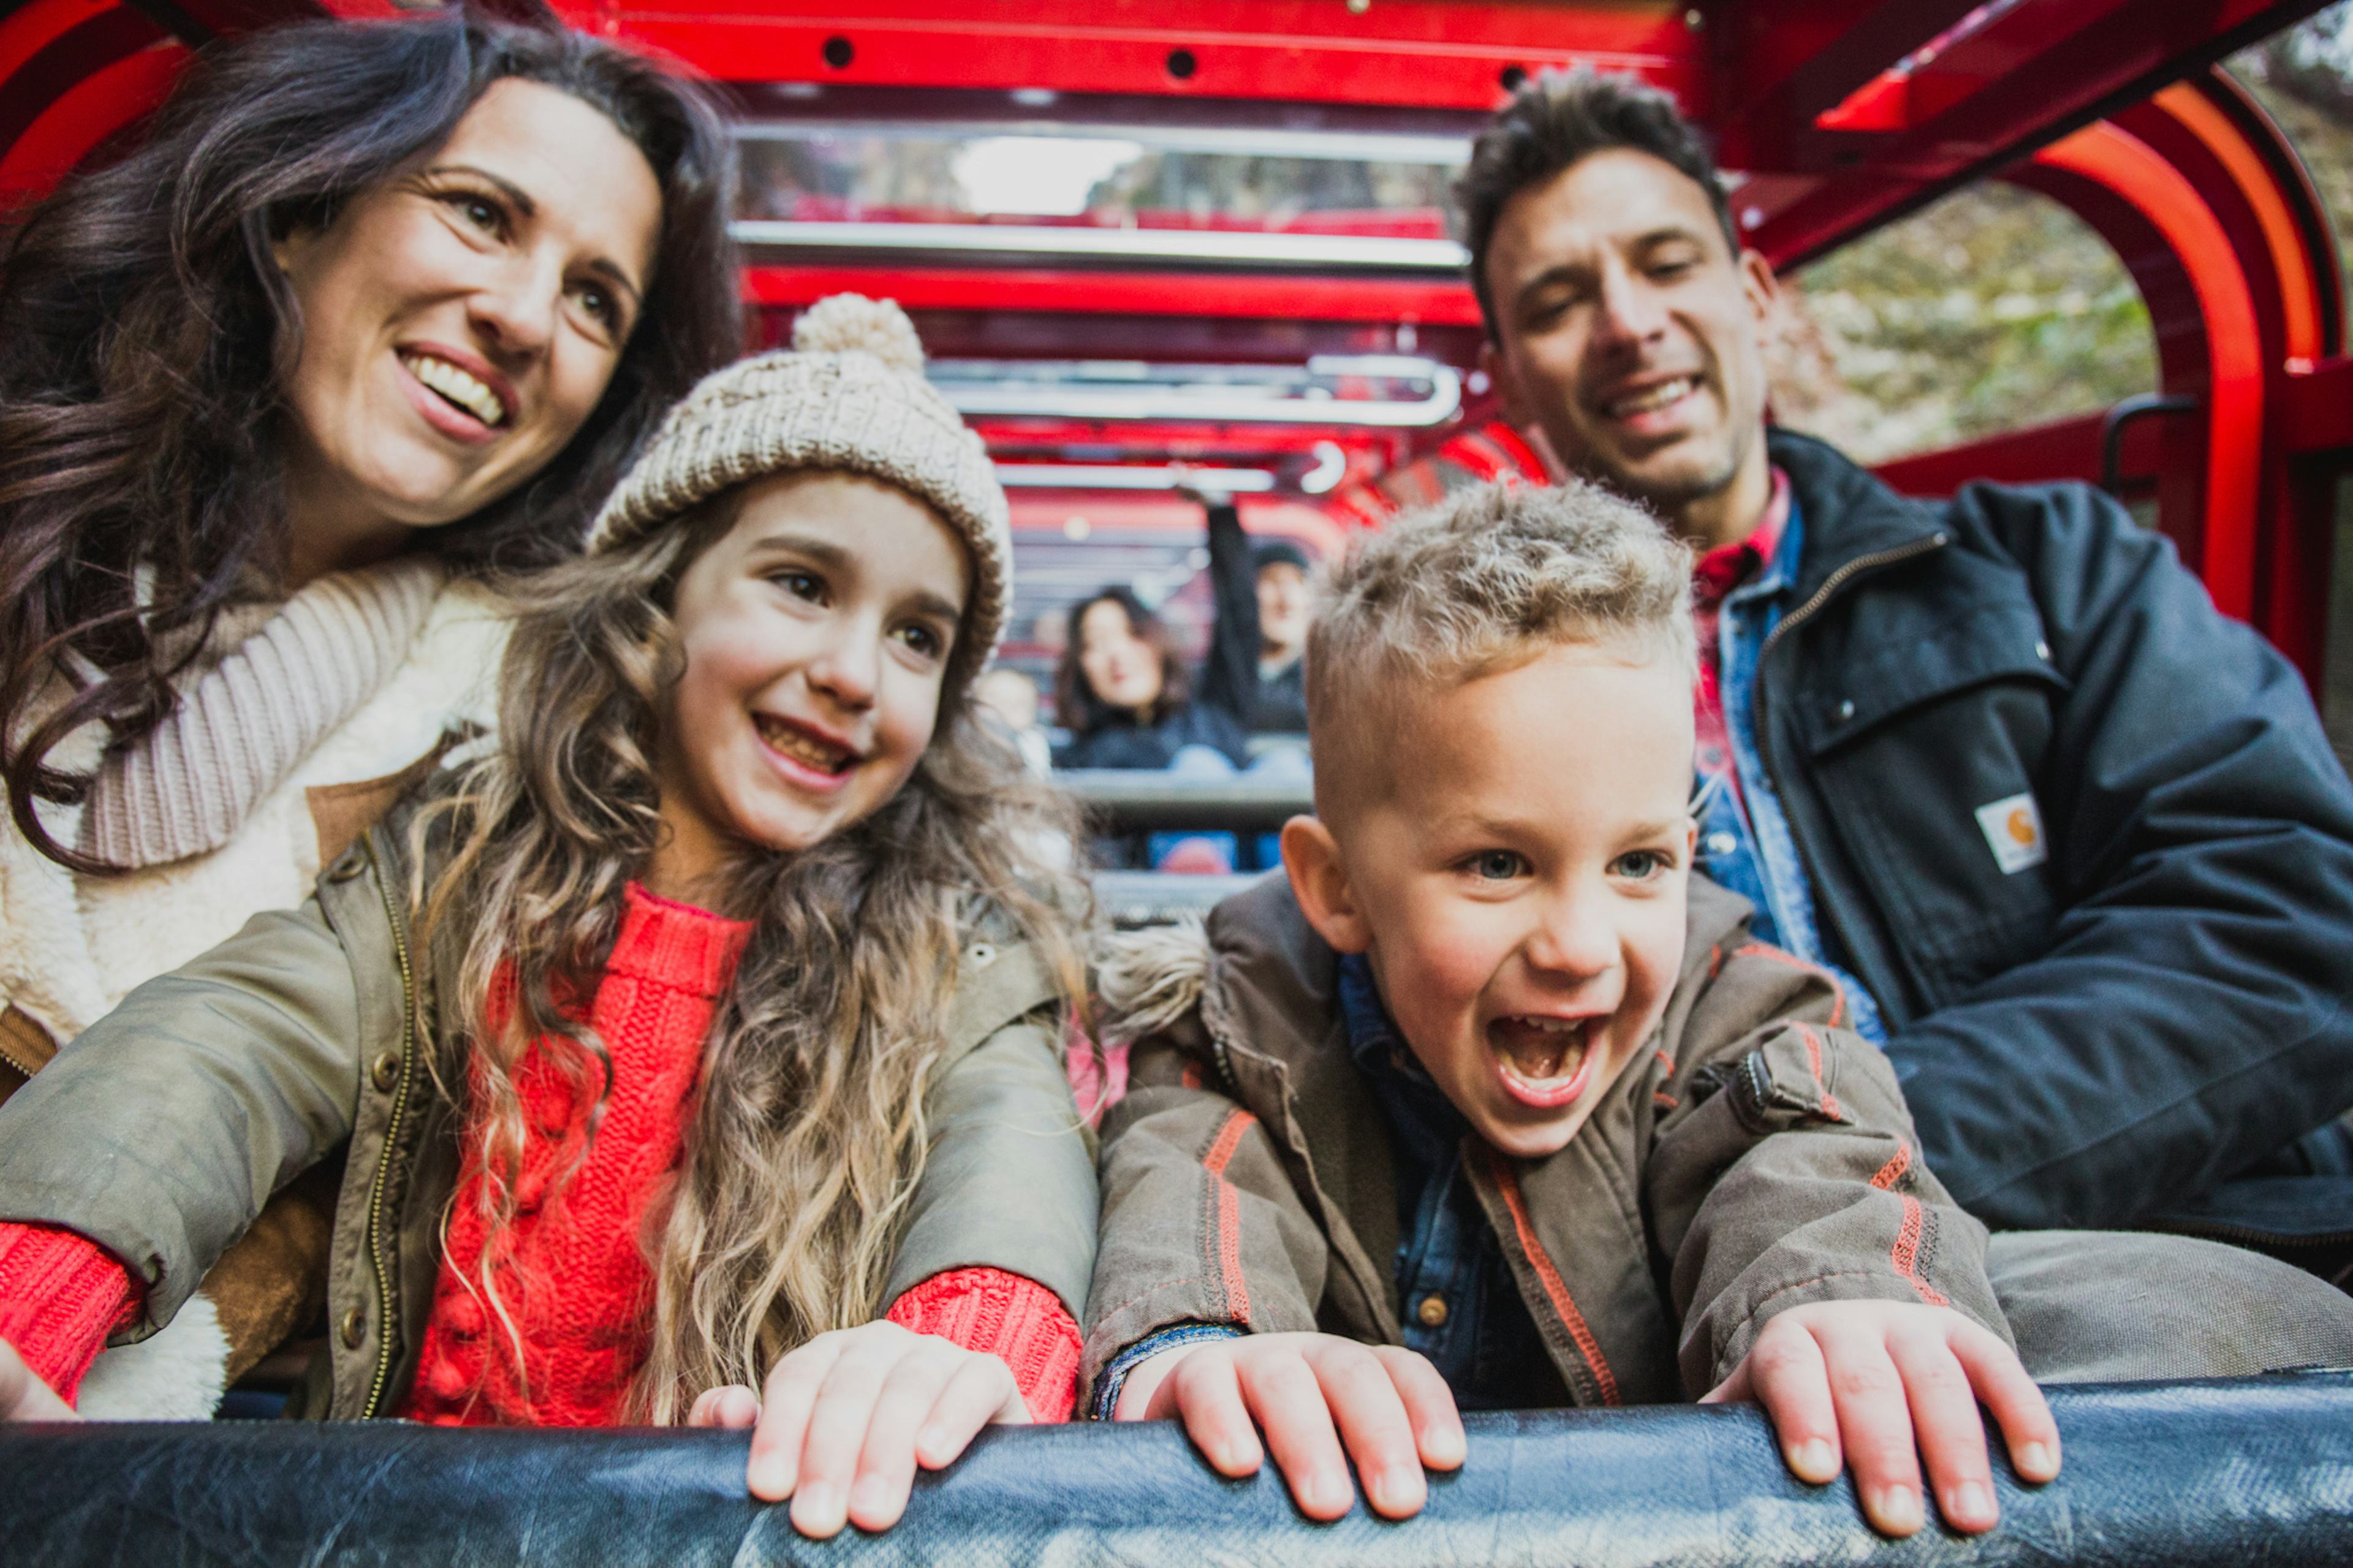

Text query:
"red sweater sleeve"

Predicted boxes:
[[0, 1222, 140, 1406], [886, 1267, 1081, 1423]]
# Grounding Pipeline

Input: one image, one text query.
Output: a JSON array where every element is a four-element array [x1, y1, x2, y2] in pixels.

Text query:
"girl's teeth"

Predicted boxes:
[[404, 354, 507, 426]]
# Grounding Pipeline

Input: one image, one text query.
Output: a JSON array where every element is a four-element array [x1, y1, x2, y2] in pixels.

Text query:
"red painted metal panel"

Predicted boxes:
[[743, 263, 1483, 327], [558, 0, 1701, 113]]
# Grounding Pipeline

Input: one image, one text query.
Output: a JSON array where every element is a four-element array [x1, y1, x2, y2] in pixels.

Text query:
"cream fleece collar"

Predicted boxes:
[[76, 556, 449, 868]]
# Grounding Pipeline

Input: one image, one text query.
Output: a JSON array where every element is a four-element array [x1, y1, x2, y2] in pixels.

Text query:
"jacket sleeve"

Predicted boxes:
[[884, 949, 1099, 1326], [0, 896, 363, 1337], [1082, 1031, 1330, 1395], [1889, 482, 2353, 1230], [1194, 499, 1260, 728], [1649, 947, 2006, 1397]]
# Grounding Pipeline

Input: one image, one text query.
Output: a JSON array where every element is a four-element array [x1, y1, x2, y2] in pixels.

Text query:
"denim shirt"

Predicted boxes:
[[1333, 955, 1562, 1410], [1697, 496, 1887, 1044]]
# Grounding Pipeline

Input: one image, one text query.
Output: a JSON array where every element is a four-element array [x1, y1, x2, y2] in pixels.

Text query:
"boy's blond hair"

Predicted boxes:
[[1305, 478, 1694, 822]]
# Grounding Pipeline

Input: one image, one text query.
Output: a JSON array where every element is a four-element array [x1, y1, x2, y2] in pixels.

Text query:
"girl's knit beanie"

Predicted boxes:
[[586, 294, 1014, 673]]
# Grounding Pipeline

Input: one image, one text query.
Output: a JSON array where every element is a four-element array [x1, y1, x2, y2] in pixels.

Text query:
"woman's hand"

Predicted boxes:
[[687, 1320, 1027, 1538], [1703, 1300, 2061, 1537], [1113, 1331, 1464, 1521], [0, 1339, 76, 1422]]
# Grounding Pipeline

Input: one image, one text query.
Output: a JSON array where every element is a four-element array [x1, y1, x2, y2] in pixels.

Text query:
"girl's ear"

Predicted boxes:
[[1281, 814, 1371, 953]]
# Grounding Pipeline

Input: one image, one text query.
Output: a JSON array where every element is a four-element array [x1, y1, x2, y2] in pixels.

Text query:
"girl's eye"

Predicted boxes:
[[1611, 849, 1672, 881], [773, 570, 825, 603], [1469, 850, 1528, 882], [896, 623, 944, 659]]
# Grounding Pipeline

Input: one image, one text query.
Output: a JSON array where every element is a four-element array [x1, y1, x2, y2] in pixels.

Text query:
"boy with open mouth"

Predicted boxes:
[[1082, 479, 2353, 1540]]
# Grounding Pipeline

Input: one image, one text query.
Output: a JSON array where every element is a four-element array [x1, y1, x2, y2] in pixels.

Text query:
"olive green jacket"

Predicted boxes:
[[0, 811, 1097, 1418], [1084, 874, 2007, 1408]]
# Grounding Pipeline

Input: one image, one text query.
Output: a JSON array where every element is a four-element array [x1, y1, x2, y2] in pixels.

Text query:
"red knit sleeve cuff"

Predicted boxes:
[[0, 1222, 142, 1407], [886, 1267, 1082, 1423]]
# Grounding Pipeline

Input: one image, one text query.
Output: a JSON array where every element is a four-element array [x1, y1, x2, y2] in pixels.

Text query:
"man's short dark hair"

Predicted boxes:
[[1456, 69, 1737, 341]]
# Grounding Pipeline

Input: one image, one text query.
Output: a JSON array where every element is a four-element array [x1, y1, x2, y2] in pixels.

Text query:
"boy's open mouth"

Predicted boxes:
[[1488, 1013, 1601, 1109], [754, 713, 856, 776]]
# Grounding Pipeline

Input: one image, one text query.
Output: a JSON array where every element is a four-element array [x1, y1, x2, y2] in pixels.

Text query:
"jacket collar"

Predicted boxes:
[[1766, 428, 1949, 602]]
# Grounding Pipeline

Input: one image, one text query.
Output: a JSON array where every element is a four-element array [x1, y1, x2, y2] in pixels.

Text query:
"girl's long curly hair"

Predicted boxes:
[[0, 12, 743, 872], [414, 496, 1090, 1422]]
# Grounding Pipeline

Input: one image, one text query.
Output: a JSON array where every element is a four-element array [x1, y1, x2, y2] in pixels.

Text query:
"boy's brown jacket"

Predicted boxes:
[[1085, 873, 2009, 1407]]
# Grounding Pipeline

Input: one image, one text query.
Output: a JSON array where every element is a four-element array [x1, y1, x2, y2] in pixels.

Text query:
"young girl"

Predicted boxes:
[[0, 296, 1097, 1540]]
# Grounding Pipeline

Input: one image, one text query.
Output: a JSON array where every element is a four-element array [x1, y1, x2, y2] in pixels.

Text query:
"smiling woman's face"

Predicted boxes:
[[271, 77, 663, 579]]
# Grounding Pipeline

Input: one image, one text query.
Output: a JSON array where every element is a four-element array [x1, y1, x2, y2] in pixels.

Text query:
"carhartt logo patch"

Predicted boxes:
[[1974, 792, 2047, 874]]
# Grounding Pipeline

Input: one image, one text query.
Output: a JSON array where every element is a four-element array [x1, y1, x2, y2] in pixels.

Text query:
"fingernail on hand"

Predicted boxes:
[[791, 1480, 846, 1538], [849, 1474, 892, 1521], [1788, 1438, 1836, 1482], [2016, 1441, 2057, 1480], [1873, 1484, 1924, 1534], [1949, 1481, 1994, 1527], [1426, 1426, 1468, 1469]]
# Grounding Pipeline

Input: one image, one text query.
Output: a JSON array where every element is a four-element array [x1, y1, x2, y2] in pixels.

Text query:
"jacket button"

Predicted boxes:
[[371, 1051, 401, 1093], [1415, 1294, 1449, 1328], [2035, 639, 2052, 661], [327, 849, 367, 882], [339, 1305, 366, 1349], [1835, 699, 1856, 722]]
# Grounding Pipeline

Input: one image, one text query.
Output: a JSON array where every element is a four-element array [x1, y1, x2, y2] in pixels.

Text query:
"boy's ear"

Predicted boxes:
[[1280, 814, 1371, 954]]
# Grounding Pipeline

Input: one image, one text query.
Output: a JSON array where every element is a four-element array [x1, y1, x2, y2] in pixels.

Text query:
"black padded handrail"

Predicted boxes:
[[1058, 768, 1314, 832], [4, 1374, 2350, 1565]]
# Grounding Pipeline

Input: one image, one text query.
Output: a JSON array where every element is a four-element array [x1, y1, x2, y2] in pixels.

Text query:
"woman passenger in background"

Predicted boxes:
[[1050, 587, 1251, 772], [0, 11, 739, 1414]]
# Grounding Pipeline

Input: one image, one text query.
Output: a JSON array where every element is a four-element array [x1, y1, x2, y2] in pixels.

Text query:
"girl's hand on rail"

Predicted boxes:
[[688, 1319, 1027, 1538]]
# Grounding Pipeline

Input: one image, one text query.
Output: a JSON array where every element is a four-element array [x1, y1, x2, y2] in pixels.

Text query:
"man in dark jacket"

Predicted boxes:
[[1460, 69, 2353, 1252]]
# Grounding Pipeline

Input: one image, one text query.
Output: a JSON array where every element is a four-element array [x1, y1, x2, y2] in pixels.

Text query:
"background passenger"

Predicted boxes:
[[0, 13, 740, 1409], [1051, 586, 1250, 771], [0, 300, 1099, 1544], [972, 667, 1053, 777], [1188, 484, 1314, 737], [1461, 70, 2353, 1251]]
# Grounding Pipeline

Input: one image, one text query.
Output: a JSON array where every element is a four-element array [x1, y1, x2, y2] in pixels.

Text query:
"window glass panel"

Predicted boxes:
[[1773, 183, 2156, 465], [735, 126, 1458, 236]]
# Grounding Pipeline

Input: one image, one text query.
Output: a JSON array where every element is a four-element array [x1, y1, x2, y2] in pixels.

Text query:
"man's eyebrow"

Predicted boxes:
[[425, 163, 644, 308]]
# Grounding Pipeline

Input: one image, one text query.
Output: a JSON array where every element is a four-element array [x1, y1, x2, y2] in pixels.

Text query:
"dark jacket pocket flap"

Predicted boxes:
[[1801, 605, 2067, 756]]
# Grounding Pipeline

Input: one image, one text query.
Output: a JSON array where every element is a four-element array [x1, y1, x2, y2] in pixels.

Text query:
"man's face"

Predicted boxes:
[[1295, 644, 1696, 1161], [1480, 148, 1776, 519]]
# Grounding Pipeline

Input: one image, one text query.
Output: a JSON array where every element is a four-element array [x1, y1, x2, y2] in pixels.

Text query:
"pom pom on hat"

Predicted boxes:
[[585, 295, 1012, 681], [790, 293, 926, 374]]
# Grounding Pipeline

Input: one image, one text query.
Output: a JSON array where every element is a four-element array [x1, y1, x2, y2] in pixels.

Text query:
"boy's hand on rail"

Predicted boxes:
[[0, 1340, 75, 1422], [687, 1320, 1028, 1538], [1113, 1331, 1464, 1521], [1703, 1300, 2061, 1539]]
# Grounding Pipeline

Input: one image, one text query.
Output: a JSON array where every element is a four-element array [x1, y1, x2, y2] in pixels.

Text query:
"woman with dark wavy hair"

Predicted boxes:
[[0, 12, 739, 1414]]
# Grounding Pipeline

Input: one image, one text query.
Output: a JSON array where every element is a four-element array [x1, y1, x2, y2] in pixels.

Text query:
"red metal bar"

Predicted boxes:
[[2018, 123, 2263, 623], [743, 263, 1483, 327]]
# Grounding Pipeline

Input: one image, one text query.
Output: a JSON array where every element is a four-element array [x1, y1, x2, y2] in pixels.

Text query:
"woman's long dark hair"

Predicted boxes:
[[1053, 585, 1191, 735], [0, 13, 743, 871]]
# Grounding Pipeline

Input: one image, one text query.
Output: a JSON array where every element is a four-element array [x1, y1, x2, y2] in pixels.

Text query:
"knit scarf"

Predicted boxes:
[[76, 556, 449, 868]]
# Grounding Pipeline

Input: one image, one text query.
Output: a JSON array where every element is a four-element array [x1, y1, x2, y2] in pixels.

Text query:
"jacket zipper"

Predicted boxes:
[[358, 835, 421, 1420], [0, 1034, 45, 1080], [1752, 529, 1952, 987]]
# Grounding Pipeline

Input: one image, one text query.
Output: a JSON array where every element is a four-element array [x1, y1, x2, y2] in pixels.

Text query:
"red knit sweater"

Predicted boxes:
[[0, 884, 1078, 1420]]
